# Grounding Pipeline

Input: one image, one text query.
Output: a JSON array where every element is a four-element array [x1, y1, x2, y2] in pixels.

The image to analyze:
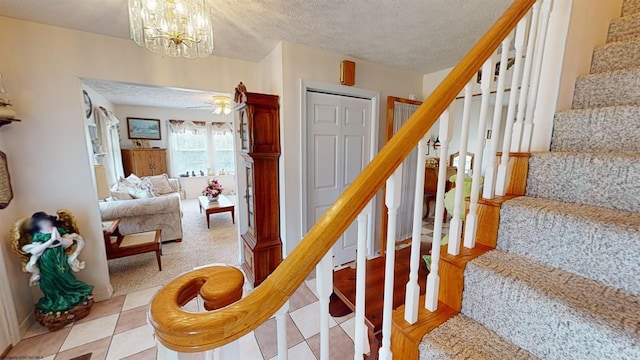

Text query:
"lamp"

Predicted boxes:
[[212, 95, 233, 115], [94, 165, 111, 201], [128, 0, 215, 58]]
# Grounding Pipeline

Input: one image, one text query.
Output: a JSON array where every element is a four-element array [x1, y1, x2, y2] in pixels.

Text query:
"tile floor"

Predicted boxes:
[[6, 218, 443, 360], [6, 280, 360, 360]]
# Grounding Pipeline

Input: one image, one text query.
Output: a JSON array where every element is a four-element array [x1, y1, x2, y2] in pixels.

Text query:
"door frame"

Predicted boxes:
[[300, 79, 380, 260], [0, 244, 22, 347]]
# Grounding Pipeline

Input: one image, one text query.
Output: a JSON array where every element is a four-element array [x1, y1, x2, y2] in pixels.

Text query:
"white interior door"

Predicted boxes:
[[307, 91, 371, 265]]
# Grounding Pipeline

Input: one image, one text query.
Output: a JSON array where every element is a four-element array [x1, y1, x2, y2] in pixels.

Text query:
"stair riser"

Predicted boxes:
[[526, 152, 640, 213], [609, 13, 640, 42], [572, 68, 640, 109], [498, 197, 640, 296], [623, 0, 640, 17], [551, 106, 640, 152], [592, 38, 640, 73], [462, 252, 640, 360]]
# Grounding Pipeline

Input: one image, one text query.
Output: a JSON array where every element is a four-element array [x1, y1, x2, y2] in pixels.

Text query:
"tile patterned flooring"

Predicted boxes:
[[7, 219, 443, 360], [6, 280, 359, 360]]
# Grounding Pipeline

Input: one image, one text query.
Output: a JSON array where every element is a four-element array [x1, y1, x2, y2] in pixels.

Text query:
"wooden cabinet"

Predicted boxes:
[[122, 149, 168, 177], [237, 92, 282, 287]]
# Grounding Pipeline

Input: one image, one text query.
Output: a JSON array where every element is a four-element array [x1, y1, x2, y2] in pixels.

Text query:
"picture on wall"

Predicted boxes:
[[127, 117, 161, 140], [0, 151, 13, 209]]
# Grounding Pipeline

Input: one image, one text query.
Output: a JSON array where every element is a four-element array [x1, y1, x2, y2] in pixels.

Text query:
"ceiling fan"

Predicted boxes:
[[187, 95, 234, 115]]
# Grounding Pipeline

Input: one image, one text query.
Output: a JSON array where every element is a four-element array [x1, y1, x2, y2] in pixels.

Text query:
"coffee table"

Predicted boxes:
[[198, 194, 235, 228]]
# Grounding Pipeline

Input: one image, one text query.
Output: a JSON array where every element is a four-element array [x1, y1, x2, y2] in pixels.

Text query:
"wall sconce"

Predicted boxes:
[[432, 136, 441, 150]]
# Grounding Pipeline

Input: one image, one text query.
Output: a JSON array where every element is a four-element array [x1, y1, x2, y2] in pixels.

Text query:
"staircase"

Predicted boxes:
[[147, 1, 639, 359], [418, 2, 640, 359]]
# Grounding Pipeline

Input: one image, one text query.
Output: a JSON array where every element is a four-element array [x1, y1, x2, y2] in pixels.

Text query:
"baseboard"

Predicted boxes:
[[93, 283, 114, 302], [1, 344, 12, 359], [18, 311, 34, 337]]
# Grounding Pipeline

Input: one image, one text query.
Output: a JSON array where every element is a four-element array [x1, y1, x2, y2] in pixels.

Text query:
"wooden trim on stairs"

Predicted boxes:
[[391, 301, 457, 360], [497, 152, 531, 196]]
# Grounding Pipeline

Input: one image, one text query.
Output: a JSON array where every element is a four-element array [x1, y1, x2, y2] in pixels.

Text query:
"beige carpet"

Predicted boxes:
[[108, 198, 239, 296]]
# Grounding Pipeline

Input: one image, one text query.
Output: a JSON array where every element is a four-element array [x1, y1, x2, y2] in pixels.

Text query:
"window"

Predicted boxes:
[[170, 131, 209, 176], [168, 122, 236, 177], [213, 132, 235, 174]]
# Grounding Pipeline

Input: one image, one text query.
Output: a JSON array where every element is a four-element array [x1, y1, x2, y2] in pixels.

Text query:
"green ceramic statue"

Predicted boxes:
[[12, 210, 94, 330]]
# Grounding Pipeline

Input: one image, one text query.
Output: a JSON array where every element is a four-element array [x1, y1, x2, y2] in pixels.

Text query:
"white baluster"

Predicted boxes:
[[218, 342, 240, 360], [496, 14, 529, 196], [275, 301, 289, 360], [511, 2, 541, 152], [464, 57, 495, 249], [316, 251, 333, 360], [354, 202, 372, 359], [483, 33, 514, 200], [521, 0, 552, 152], [157, 343, 180, 360], [448, 83, 473, 256], [425, 108, 454, 311], [404, 135, 429, 323], [379, 165, 403, 360]]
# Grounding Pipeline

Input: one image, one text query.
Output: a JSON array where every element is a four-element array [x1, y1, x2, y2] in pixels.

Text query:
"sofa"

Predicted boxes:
[[99, 177, 183, 243]]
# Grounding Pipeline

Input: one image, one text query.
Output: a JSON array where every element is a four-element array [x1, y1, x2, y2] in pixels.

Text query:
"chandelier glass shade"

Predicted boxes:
[[128, 0, 214, 58]]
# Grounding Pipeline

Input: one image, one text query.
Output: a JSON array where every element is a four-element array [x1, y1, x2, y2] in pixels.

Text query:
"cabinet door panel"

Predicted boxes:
[[151, 150, 167, 175]]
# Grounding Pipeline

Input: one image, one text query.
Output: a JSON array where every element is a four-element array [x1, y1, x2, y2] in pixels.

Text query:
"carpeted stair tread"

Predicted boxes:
[[419, 314, 539, 360], [623, 0, 640, 17], [609, 12, 640, 43], [498, 196, 640, 295], [526, 151, 640, 213], [551, 105, 640, 152], [573, 67, 640, 109], [592, 37, 640, 73], [462, 250, 640, 360]]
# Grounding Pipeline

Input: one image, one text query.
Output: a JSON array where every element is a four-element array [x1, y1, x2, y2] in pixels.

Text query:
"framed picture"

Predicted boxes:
[[127, 117, 161, 140], [0, 151, 13, 209]]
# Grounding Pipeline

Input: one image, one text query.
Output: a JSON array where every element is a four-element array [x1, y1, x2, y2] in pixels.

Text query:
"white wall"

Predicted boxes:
[[113, 104, 232, 150], [555, 0, 623, 110], [0, 15, 258, 333], [279, 41, 424, 255]]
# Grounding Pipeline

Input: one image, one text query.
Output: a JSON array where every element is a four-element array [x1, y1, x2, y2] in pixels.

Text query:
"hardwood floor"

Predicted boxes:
[[331, 242, 430, 359]]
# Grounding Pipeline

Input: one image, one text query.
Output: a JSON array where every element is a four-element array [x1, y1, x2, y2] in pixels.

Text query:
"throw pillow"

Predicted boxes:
[[110, 190, 133, 201], [126, 174, 142, 185], [129, 188, 153, 199], [138, 178, 157, 197], [145, 174, 174, 195]]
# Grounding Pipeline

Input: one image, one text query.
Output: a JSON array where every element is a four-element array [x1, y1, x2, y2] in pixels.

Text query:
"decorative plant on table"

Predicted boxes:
[[203, 179, 223, 202]]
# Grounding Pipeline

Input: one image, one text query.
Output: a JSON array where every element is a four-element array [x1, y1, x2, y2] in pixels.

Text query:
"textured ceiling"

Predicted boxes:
[[82, 78, 229, 109], [0, 0, 512, 72]]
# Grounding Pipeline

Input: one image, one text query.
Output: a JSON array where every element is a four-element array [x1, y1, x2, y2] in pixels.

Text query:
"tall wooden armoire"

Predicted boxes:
[[237, 92, 282, 286]]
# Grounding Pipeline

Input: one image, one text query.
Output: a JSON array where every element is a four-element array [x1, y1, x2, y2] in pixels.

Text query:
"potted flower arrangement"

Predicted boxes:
[[202, 179, 223, 202]]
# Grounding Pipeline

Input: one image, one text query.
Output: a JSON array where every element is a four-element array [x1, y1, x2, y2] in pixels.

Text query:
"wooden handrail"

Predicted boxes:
[[149, 0, 537, 352]]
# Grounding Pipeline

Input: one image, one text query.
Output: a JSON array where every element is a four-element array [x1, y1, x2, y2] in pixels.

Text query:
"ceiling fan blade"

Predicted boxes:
[[186, 105, 212, 109]]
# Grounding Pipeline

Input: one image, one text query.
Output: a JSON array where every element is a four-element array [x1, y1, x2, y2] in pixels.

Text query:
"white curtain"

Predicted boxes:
[[167, 120, 207, 177], [393, 102, 420, 242], [96, 107, 124, 186]]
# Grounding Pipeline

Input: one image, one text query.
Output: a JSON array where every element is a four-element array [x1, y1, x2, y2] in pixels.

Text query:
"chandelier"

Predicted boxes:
[[212, 95, 233, 115], [128, 0, 215, 58]]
